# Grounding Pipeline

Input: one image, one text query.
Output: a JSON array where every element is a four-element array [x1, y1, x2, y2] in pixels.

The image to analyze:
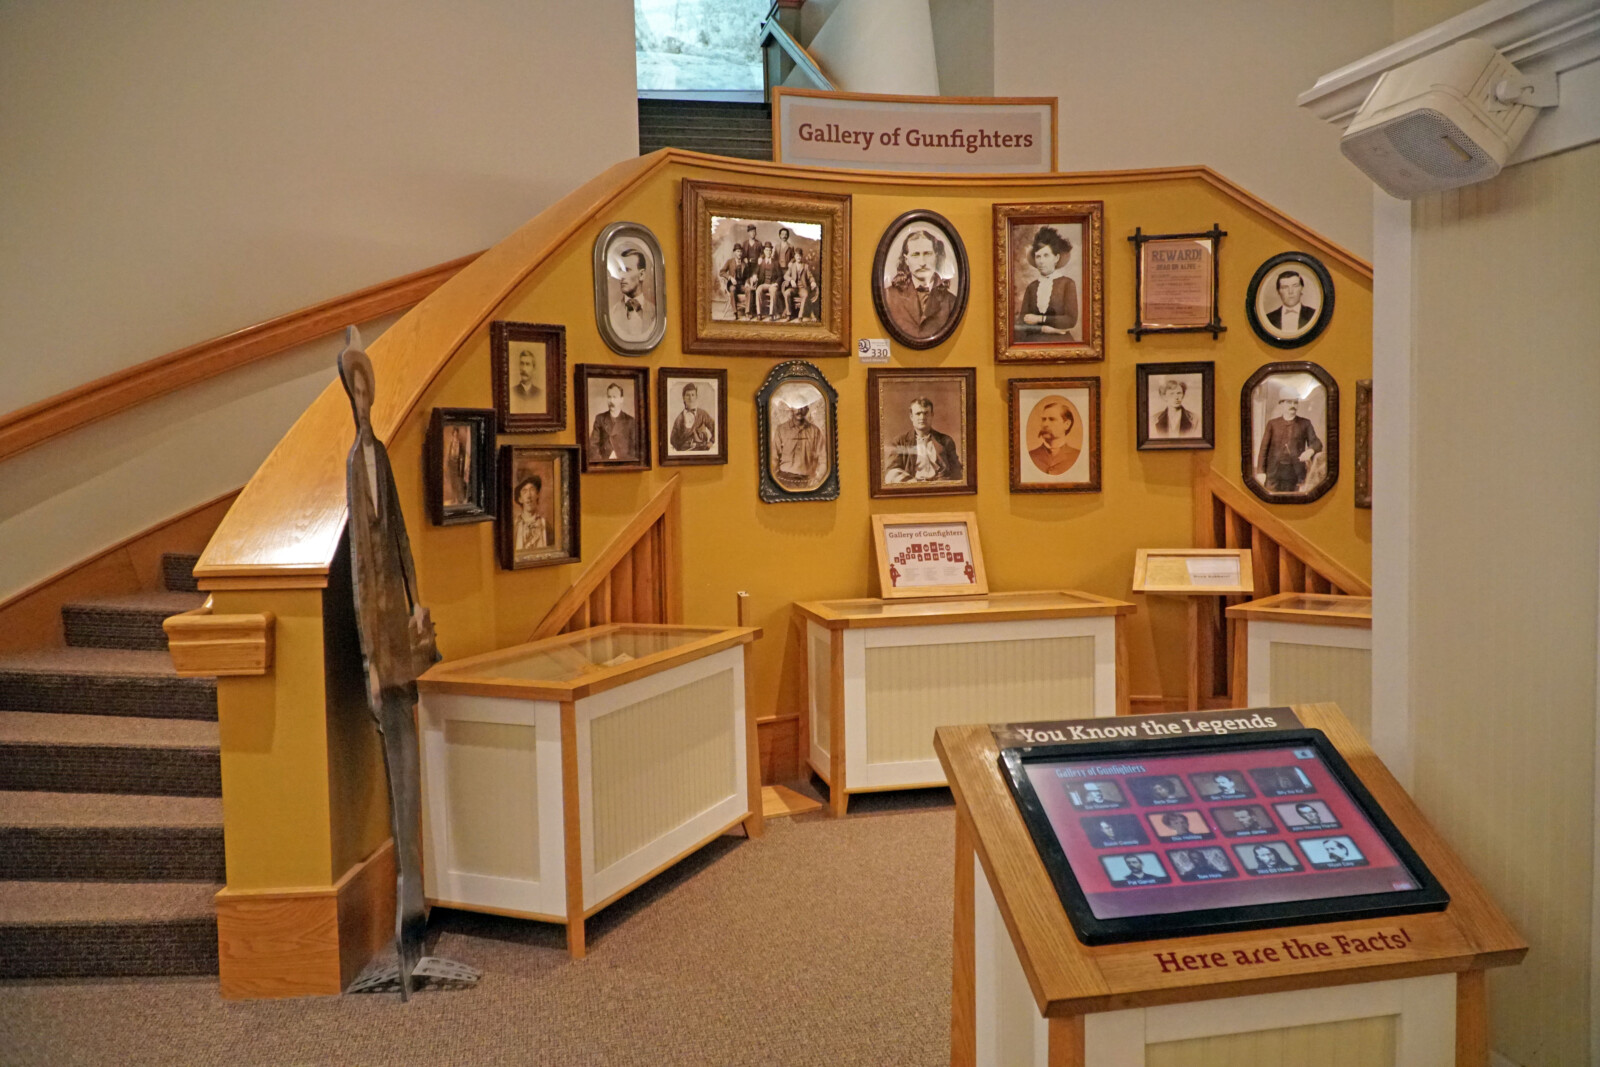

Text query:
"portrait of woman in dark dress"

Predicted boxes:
[[1014, 226, 1079, 339]]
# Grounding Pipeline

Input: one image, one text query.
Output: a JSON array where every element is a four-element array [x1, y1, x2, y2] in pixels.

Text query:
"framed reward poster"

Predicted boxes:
[[871, 512, 989, 599], [1128, 226, 1226, 340]]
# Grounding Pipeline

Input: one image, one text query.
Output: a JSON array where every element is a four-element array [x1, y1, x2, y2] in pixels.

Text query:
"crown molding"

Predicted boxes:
[[1299, 0, 1600, 163]]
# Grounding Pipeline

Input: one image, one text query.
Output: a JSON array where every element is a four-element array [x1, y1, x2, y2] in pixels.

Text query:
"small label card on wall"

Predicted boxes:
[[857, 338, 891, 363]]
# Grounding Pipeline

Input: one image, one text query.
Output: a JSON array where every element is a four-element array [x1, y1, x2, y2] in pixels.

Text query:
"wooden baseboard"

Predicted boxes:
[[0, 488, 239, 654], [215, 838, 394, 999], [757, 714, 799, 784]]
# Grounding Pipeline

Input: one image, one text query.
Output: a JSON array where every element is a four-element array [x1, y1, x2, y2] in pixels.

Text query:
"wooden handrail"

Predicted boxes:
[[0, 252, 481, 464], [198, 151, 1373, 587]]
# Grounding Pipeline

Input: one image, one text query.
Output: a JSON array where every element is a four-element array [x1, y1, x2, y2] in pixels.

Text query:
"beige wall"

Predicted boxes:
[[0, 0, 637, 601], [990, 0, 1391, 260], [1408, 143, 1600, 1067]]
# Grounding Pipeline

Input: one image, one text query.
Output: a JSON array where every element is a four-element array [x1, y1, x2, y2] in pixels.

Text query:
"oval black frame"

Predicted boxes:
[[1245, 251, 1334, 350], [756, 360, 840, 504], [870, 209, 969, 351], [1241, 360, 1339, 505]]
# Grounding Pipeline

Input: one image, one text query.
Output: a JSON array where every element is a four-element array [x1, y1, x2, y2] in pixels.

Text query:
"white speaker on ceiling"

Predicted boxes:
[[1340, 38, 1558, 200]]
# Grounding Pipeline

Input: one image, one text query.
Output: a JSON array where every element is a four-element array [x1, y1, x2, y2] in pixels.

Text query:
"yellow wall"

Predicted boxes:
[[393, 159, 1372, 722]]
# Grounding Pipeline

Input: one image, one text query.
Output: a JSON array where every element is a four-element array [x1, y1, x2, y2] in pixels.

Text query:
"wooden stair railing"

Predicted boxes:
[[531, 476, 683, 640], [1190, 455, 1371, 707]]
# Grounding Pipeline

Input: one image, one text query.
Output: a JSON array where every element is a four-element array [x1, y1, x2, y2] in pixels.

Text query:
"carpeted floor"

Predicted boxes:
[[0, 790, 956, 1067]]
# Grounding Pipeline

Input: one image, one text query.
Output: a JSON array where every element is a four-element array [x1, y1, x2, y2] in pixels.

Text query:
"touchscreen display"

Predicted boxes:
[[1021, 742, 1422, 920]]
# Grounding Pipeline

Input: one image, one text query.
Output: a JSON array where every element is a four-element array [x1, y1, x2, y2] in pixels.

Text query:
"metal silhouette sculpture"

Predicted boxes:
[[336, 327, 479, 999]]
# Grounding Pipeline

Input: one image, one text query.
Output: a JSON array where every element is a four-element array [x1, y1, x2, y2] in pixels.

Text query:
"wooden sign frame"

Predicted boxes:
[[1132, 548, 1254, 596], [871, 511, 989, 600]]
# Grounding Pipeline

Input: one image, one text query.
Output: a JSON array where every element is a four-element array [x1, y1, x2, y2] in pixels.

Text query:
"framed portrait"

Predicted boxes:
[[424, 408, 495, 526], [993, 201, 1105, 363], [1128, 225, 1226, 340], [1242, 361, 1339, 505], [870, 209, 968, 349], [491, 321, 566, 434], [574, 364, 651, 473], [756, 360, 839, 503], [1008, 377, 1102, 492], [866, 367, 976, 498], [657, 368, 728, 467], [1135, 361, 1215, 451], [593, 221, 667, 356], [1246, 252, 1334, 349], [497, 445, 580, 570], [680, 179, 851, 358], [871, 512, 989, 599], [1355, 378, 1372, 509]]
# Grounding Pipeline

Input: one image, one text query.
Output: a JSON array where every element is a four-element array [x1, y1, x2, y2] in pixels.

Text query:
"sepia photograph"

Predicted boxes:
[[1136, 361, 1214, 451], [1246, 251, 1335, 349], [593, 221, 667, 355], [867, 367, 976, 498], [993, 201, 1104, 362], [657, 368, 727, 466], [871, 210, 968, 349], [681, 180, 851, 357], [490, 321, 566, 434], [1242, 360, 1339, 504], [756, 360, 839, 502], [496, 444, 580, 570], [1008, 377, 1101, 492], [424, 408, 495, 526], [575, 364, 650, 473]]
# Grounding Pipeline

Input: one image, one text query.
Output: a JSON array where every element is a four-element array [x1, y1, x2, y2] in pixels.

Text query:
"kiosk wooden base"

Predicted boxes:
[[937, 703, 1524, 1067]]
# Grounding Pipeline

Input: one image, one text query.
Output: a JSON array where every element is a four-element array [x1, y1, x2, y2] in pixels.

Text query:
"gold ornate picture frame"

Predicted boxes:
[[680, 179, 851, 358], [993, 201, 1104, 363]]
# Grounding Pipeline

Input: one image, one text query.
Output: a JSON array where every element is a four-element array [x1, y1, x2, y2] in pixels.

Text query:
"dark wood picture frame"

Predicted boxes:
[[1007, 377, 1102, 492], [657, 367, 729, 467], [1246, 252, 1335, 349], [424, 407, 496, 525], [593, 221, 668, 356], [993, 201, 1105, 363], [757, 360, 839, 504], [1242, 361, 1339, 505], [575, 364, 651, 473], [491, 321, 567, 434], [1136, 362, 1215, 451], [680, 179, 851, 358], [1128, 225, 1226, 341], [867, 367, 977, 498], [497, 444, 580, 570], [870, 209, 969, 350], [1355, 378, 1372, 509]]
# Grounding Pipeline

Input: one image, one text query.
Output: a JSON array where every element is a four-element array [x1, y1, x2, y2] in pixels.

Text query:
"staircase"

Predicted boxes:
[[0, 553, 222, 978], [638, 99, 773, 160]]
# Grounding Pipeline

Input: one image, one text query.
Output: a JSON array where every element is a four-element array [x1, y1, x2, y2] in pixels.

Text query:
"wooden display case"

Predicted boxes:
[[416, 623, 763, 958], [1227, 592, 1372, 739], [937, 702, 1525, 1066], [793, 590, 1134, 817]]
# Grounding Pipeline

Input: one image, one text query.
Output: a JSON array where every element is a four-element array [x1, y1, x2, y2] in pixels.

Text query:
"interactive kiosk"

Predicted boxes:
[[936, 702, 1524, 1066]]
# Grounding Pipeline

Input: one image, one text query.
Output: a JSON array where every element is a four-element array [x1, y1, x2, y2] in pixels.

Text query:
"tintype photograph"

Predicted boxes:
[[756, 360, 839, 503], [871, 210, 968, 349], [1242, 361, 1338, 504], [575, 363, 651, 473], [681, 180, 850, 357], [497, 444, 580, 570], [1008, 377, 1101, 492], [490, 321, 566, 434], [657, 367, 727, 467], [1136, 361, 1214, 451], [1246, 251, 1334, 349], [993, 201, 1104, 362], [424, 408, 495, 526], [593, 221, 667, 355], [867, 367, 976, 498]]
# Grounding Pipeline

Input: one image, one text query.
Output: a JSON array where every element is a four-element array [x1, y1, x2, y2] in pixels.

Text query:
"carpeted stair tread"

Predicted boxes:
[[0, 710, 218, 748], [0, 790, 221, 828], [62, 590, 205, 650], [162, 552, 201, 593], [62, 590, 206, 616], [0, 647, 188, 677], [0, 880, 219, 924], [0, 647, 215, 720]]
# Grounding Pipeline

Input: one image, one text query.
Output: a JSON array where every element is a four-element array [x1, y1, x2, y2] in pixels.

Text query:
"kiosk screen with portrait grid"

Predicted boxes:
[[1024, 742, 1421, 920]]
